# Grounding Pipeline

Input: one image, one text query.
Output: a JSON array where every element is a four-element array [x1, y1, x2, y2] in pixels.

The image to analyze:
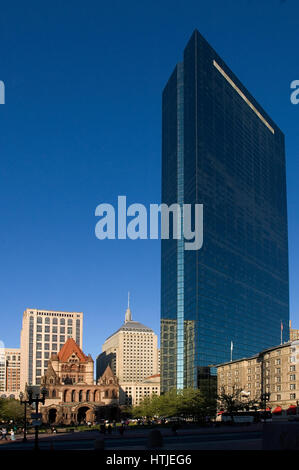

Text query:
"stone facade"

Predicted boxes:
[[216, 340, 299, 411], [40, 338, 119, 425], [120, 374, 160, 406]]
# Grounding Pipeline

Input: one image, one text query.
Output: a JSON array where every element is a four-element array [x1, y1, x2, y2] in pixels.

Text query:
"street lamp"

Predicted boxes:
[[260, 392, 271, 422], [20, 386, 47, 450], [19, 391, 30, 442], [26, 386, 47, 451]]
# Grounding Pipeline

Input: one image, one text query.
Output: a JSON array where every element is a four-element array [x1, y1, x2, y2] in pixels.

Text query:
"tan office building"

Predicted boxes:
[[0, 345, 21, 398], [96, 300, 159, 404], [0, 341, 5, 394], [4, 348, 21, 397], [216, 340, 299, 411], [290, 322, 299, 341], [20, 308, 83, 391]]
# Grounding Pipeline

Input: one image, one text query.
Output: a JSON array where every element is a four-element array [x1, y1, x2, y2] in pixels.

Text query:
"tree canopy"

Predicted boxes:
[[217, 386, 260, 414], [0, 398, 24, 424], [131, 388, 216, 421]]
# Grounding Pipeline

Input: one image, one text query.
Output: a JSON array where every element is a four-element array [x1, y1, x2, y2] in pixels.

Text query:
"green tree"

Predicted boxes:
[[0, 398, 24, 424], [132, 388, 217, 422]]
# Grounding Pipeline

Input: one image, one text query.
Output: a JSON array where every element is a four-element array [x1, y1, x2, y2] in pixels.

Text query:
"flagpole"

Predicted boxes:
[[281, 320, 283, 345], [230, 341, 233, 362]]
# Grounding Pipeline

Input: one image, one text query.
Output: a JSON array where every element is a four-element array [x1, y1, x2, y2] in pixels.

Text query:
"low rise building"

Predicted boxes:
[[120, 374, 160, 406]]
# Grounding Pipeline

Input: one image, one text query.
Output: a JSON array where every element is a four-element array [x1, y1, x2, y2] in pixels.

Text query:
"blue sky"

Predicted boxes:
[[0, 0, 298, 360]]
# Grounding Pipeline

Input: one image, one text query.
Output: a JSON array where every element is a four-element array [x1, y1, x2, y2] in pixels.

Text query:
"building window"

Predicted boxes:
[[290, 394, 296, 400]]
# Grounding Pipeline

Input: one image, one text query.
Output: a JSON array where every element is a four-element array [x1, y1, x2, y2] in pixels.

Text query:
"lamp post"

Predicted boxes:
[[20, 386, 47, 450], [260, 392, 271, 422], [19, 391, 30, 442], [27, 386, 47, 451]]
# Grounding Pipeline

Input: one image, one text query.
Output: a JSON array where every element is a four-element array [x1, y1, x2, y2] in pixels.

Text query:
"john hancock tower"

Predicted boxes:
[[161, 30, 289, 392]]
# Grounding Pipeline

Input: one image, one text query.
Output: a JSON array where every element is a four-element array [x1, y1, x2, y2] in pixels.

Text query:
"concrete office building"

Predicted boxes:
[[20, 308, 83, 391], [97, 299, 159, 404]]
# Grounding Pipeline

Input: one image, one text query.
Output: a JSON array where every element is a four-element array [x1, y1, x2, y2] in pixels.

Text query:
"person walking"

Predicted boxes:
[[0, 427, 8, 440]]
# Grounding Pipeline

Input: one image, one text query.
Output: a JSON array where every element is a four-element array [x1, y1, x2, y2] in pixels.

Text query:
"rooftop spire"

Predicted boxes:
[[125, 291, 132, 323]]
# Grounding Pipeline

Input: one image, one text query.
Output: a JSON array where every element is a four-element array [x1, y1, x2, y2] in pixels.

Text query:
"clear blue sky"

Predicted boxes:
[[0, 0, 298, 360]]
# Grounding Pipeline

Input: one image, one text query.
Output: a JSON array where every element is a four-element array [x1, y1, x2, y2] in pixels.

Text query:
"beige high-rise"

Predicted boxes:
[[4, 348, 21, 397], [0, 344, 21, 398], [20, 308, 83, 391], [96, 298, 159, 404]]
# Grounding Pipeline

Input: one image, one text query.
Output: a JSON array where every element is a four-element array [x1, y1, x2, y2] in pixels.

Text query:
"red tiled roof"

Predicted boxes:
[[58, 338, 88, 363]]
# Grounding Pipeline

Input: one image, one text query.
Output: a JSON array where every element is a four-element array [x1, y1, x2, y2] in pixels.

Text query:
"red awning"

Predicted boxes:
[[287, 405, 297, 415], [273, 406, 282, 414]]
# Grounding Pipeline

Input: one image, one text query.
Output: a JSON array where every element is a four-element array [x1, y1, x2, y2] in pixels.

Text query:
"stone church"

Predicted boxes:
[[40, 338, 119, 425]]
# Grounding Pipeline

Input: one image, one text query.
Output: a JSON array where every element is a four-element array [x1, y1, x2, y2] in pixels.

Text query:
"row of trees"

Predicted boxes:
[[129, 386, 261, 421], [131, 388, 217, 421]]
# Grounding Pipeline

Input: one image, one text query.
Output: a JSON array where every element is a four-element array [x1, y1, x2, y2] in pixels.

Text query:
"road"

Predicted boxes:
[[0, 428, 263, 451]]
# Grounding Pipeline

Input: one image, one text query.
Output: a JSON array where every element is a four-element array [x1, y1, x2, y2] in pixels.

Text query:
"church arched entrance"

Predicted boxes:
[[77, 406, 92, 424], [48, 408, 57, 424]]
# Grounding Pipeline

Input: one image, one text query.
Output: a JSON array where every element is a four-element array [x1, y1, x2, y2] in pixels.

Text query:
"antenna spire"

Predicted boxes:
[[125, 292, 132, 323]]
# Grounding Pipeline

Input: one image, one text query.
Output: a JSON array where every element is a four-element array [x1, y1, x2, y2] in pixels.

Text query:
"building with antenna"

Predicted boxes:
[[96, 296, 160, 405]]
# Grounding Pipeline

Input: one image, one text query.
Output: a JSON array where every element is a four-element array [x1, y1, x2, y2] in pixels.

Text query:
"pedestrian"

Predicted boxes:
[[107, 424, 112, 434], [10, 430, 16, 441], [0, 427, 8, 440], [119, 425, 124, 436]]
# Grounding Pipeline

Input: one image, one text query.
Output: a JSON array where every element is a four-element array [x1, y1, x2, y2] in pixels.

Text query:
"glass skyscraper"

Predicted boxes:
[[161, 30, 289, 392]]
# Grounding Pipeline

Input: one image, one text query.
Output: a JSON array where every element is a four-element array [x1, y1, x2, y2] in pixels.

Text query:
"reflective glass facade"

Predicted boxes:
[[161, 30, 289, 392]]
